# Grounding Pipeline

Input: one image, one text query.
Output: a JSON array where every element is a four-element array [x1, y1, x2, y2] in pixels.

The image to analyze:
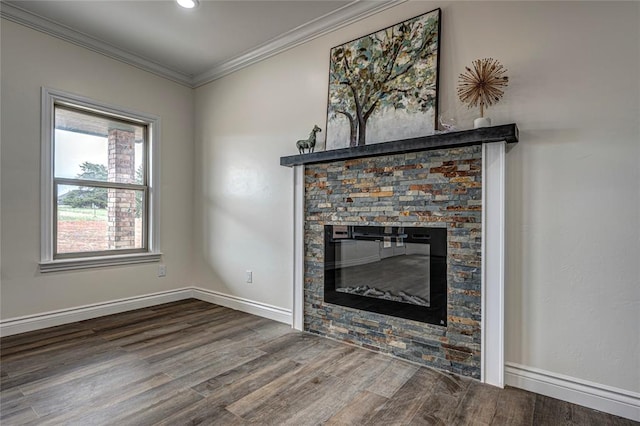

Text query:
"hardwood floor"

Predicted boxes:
[[0, 299, 635, 425]]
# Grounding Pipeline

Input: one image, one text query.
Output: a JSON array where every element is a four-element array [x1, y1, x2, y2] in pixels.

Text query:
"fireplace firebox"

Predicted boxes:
[[324, 225, 447, 326]]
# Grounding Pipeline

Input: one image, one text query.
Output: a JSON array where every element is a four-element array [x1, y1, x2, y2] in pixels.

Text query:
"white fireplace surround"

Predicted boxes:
[[292, 141, 506, 388]]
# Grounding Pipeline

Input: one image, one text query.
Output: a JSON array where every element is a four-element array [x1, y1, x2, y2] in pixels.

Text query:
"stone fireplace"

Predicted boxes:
[[304, 146, 482, 378], [281, 124, 517, 382]]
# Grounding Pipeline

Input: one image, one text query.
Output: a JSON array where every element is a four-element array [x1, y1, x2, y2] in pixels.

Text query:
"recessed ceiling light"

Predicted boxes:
[[177, 0, 199, 9]]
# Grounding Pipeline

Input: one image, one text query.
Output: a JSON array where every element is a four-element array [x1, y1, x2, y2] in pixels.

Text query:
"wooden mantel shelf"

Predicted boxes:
[[280, 123, 518, 167]]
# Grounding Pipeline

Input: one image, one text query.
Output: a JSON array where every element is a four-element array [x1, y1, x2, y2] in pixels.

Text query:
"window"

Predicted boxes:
[[40, 88, 161, 272]]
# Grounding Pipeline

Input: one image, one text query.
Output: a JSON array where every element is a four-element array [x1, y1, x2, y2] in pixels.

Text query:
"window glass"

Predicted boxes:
[[52, 105, 148, 258], [54, 107, 144, 185], [56, 184, 145, 254]]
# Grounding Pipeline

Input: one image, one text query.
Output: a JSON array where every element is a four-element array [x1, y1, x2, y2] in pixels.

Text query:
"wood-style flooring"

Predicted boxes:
[[0, 299, 635, 425]]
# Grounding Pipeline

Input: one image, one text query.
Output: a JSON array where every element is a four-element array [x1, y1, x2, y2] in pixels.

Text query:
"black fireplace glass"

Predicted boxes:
[[324, 225, 447, 326]]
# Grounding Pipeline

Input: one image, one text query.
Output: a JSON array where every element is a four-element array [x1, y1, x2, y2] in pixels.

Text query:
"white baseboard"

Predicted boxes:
[[191, 287, 292, 325], [0, 288, 193, 337], [0, 287, 293, 337], [505, 362, 640, 422]]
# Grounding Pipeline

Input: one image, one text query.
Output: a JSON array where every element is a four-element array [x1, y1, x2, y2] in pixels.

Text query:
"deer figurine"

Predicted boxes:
[[296, 125, 322, 154]]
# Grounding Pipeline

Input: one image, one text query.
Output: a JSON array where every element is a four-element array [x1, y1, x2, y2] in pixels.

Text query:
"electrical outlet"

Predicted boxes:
[[158, 264, 167, 277], [246, 270, 252, 283]]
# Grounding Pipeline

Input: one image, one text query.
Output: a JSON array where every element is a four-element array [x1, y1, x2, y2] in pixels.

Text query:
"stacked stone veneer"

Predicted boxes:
[[304, 145, 482, 378]]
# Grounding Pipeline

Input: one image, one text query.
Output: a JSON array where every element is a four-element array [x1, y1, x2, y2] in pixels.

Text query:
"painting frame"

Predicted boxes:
[[324, 8, 441, 151]]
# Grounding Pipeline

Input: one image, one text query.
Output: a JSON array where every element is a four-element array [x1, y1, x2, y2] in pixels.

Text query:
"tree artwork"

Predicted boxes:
[[326, 9, 441, 149]]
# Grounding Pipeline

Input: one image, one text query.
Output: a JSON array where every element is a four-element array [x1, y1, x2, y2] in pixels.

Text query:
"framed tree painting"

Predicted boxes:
[[325, 8, 441, 150]]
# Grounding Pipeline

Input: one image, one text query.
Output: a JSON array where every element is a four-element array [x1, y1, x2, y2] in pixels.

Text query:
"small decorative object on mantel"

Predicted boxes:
[[296, 125, 322, 154], [457, 58, 508, 128], [438, 111, 458, 133]]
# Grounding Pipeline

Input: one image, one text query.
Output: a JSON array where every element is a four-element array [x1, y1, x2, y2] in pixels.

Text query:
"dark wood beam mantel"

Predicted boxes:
[[280, 123, 518, 167]]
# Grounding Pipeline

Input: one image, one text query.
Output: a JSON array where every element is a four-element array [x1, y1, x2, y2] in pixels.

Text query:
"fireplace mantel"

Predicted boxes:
[[280, 123, 518, 167]]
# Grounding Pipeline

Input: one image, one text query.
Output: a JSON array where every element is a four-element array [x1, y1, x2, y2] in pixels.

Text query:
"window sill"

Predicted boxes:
[[39, 252, 162, 273]]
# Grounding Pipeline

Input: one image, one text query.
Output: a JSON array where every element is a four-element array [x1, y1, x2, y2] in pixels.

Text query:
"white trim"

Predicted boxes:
[[1, 1, 404, 88], [40, 87, 161, 271], [0, 288, 192, 337], [39, 252, 162, 273], [148, 108, 162, 256], [192, 287, 292, 325], [481, 141, 506, 387], [0, 2, 192, 86], [41, 88, 55, 262], [293, 165, 305, 331], [191, 0, 406, 87], [506, 362, 640, 422], [0, 287, 293, 337]]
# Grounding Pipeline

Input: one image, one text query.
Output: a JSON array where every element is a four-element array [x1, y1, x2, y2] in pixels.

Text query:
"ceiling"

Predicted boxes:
[[1, 0, 401, 87]]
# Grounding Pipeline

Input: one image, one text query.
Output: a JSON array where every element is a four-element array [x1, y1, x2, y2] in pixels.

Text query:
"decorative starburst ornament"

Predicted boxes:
[[457, 58, 508, 118]]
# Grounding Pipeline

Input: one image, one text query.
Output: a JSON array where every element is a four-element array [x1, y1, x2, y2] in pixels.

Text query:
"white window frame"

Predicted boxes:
[[39, 88, 161, 272]]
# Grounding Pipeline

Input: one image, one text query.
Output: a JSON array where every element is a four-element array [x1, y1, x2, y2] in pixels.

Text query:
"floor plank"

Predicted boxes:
[[367, 367, 443, 425], [325, 390, 390, 425], [532, 394, 637, 426], [366, 358, 420, 398], [410, 371, 472, 424], [450, 379, 502, 425], [1, 299, 635, 425], [492, 386, 536, 425]]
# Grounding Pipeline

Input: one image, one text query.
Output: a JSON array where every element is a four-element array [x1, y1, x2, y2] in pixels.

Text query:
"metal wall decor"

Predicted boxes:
[[457, 58, 508, 128]]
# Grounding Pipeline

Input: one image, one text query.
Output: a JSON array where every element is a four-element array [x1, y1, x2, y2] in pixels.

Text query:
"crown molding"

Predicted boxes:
[[0, 1, 194, 86], [190, 0, 406, 87], [1, 0, 405, 88]]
